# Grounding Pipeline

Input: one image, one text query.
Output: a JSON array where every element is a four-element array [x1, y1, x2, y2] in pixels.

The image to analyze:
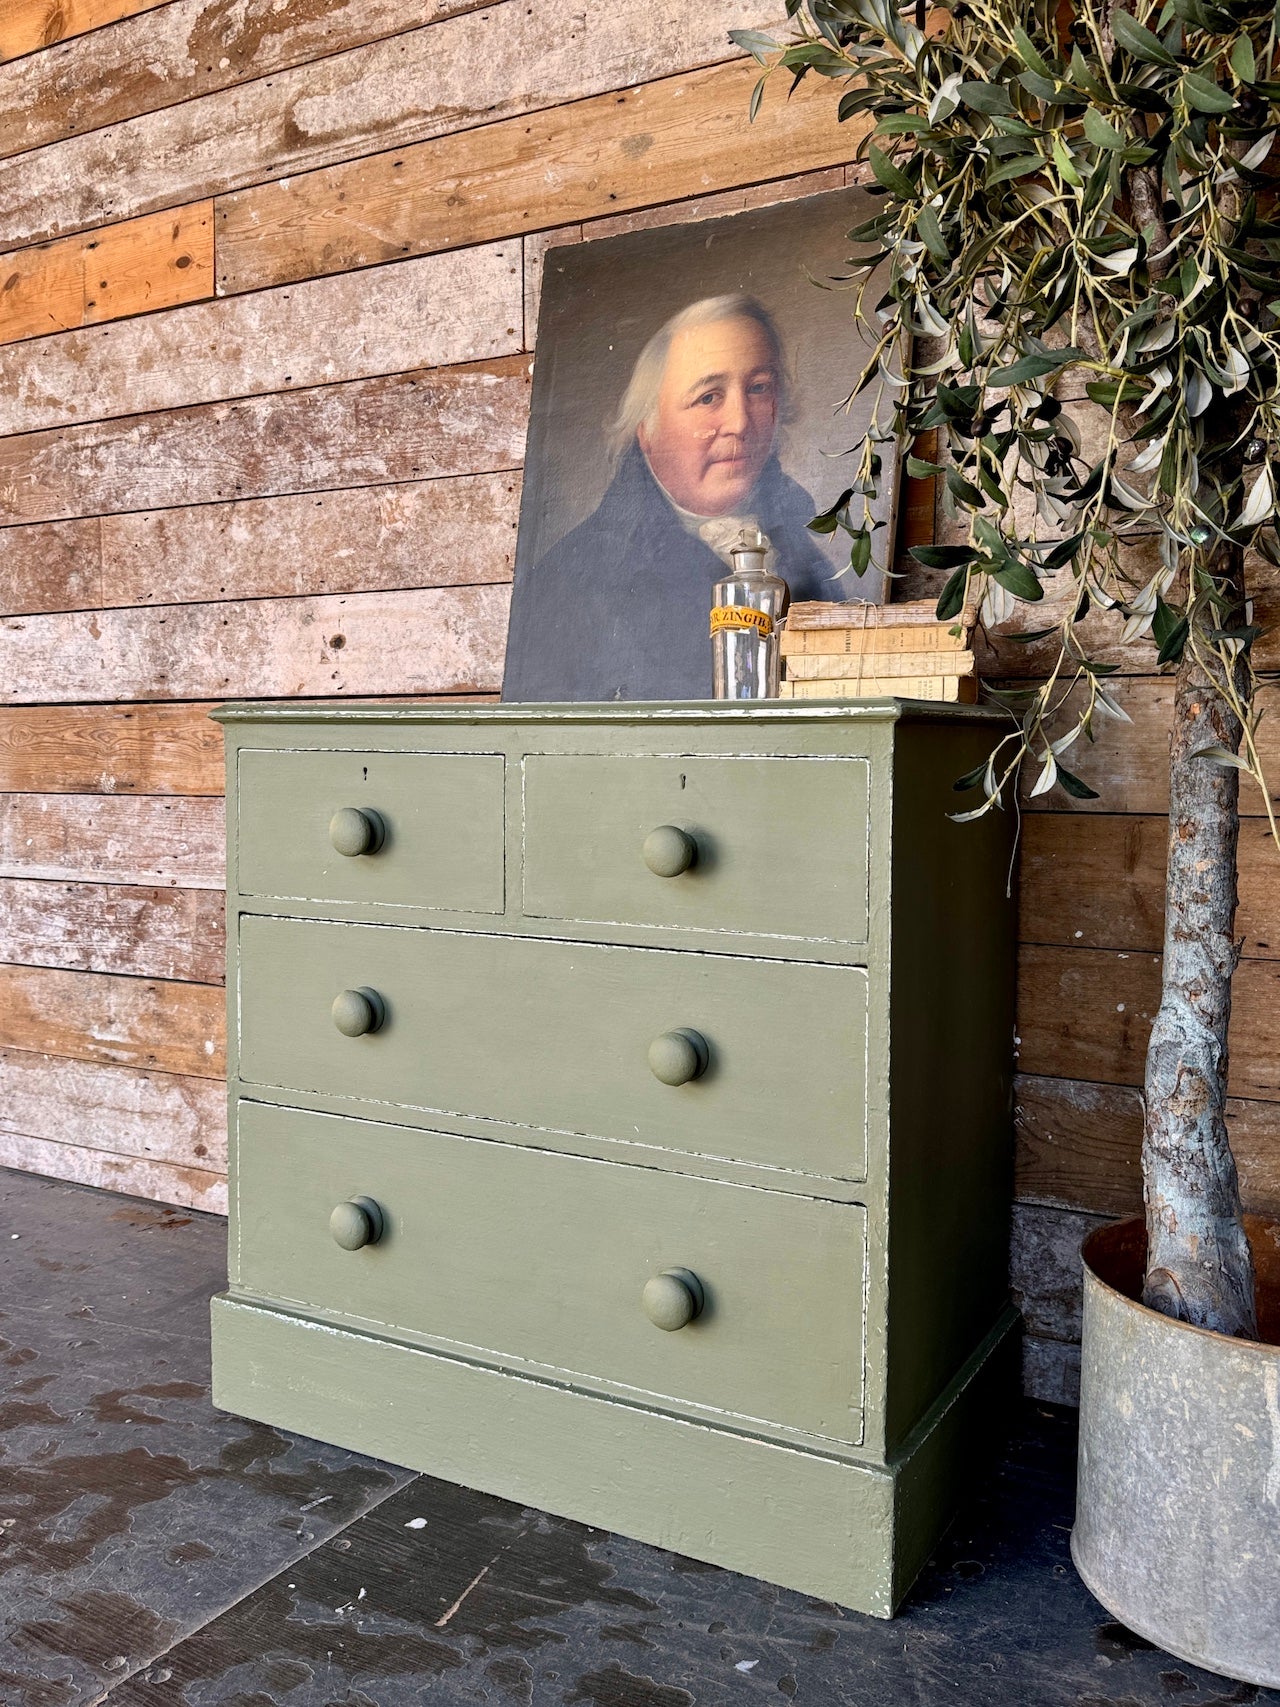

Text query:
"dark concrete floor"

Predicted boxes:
[[2, 1167, 1276, 1707]]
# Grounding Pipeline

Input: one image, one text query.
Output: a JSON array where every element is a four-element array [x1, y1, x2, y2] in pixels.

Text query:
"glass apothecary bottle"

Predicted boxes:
[[710, 531, 787, 699]]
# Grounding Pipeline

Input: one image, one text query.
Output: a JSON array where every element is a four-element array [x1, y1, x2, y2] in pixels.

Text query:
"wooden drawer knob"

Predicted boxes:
[[331, 987, 386, 1037], [329, 806, 385, 857], [329, 1196, 385, 1251], [647, 1028, 709, 1086], [642, 1268, 705, 1331], [642, 824, 696, 877]]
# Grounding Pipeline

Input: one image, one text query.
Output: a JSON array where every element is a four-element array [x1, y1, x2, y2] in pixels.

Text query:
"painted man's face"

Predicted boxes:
[[637, 315, 779, 517]]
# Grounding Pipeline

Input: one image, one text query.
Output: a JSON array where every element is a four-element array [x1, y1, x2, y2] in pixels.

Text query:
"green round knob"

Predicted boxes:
[[641, 1268, 704, 1331], [329, 1196, 384, 1251], [642, 825, 696, 878], [647, 1028, 709, 1086], [329, 806, 385, 857], [331, 987, 385, 1037]]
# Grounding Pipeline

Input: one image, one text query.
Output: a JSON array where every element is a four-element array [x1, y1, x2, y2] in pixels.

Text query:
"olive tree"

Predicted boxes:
[[741, 0, 1280, 1336]]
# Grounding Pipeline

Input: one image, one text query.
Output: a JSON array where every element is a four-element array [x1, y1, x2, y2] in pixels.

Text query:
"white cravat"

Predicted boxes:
[[670, 499, 775, 569]]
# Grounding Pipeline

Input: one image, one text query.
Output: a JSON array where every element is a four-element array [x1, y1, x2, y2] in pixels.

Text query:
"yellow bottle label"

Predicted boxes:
[[710, 605, 774, 639]]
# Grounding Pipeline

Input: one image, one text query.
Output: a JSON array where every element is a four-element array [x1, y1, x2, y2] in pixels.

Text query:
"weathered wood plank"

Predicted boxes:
[[0, 699, 486, 793], [1017, 942, 1280, 1102], [0, 878, 223, 981], [1019, 813, 1167, 952], [979, 551, 1280, 676], [586, 164, 859, 242], [0, 3, 771, 248], [1, 231, 85, 346], [0, 1130, 225, 1213], [0, 585, 510, 703], [1018, 812, 1278, 957], [989, 597, 1280, 674], [0, 203, 212, 350], [0, 515, 99, 615], [1022, 1334, 1081, 1406], [0, 0, 172, 62], [1016, 1073, 1146, 1219], [0, 963, 223, 1078], [0, 0, 492, 158], [99, 473, 519, 607], [0, 702, 223, 794], [1018, 943, 1161, 1094], [0, 470, 522, 613], [1015, 1071, 1280, 1221], [0, 794, 223, 886], [1015, 675, 1177, 815], [0, 355, 530, 526], [1009, 1202, 1108, 1344], [216, 61, 860, 295], [0, 1047, 225, 1171], [1013, 674, 1280, 817], [519, 166, 849, 345], [0, 242, 521, 434]]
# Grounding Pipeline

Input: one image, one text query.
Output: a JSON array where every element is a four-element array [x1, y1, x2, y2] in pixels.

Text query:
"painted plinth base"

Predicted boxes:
[[212, 1294, 1018, 1618]]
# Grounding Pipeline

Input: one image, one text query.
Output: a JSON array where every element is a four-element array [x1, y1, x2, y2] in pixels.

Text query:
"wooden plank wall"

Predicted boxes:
[[0, 0, 1274, 1401], [0, 3, 862, 1208]]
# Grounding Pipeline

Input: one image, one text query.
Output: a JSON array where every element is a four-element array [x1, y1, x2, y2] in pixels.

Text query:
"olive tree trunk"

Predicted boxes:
[[1141, 559, 1258, 1339]]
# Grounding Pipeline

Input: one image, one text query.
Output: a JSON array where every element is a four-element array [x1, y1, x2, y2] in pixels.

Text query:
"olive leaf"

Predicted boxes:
[[908, 544, 979, 568], [1112, 11, 1180, 65], [1230, 35, 1257, 80], [1181, 70, 1238, 111], [1234, 466, 1275, 528], [867, 143, 917, 199], [1056, 767, 1103, 798], [728, 28, 779, 65], [916, 202, 950, 262], [1083, 108, 1128, 149], [992, 558, 1045, 600], [1011, 25, 1053, 78], [989, 352, 1073, 385], [1191, 744, 1252, 768]]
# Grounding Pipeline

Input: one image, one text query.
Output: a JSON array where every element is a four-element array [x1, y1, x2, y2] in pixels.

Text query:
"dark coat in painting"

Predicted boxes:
[[501, 442, 851, 702]]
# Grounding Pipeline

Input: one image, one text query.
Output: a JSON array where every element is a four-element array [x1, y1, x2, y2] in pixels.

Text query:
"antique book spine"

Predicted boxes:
[[783, 649, 976, 680], [779, 624, 970, 657], [785, 597, 977, 632], [777, 675, 978, 702]]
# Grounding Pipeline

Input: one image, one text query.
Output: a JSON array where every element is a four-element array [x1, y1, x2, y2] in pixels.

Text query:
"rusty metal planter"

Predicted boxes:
[[1072, 1216, 1280, 1688]]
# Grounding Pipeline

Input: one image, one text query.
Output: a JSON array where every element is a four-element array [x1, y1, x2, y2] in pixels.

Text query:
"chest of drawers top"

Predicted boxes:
[[216, 698, 1006, 967]]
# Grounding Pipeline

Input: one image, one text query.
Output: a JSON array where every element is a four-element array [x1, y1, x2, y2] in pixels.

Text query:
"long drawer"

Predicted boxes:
[[238, 915, 869, 1182], [234, 1101, 867, 1442], [237, 748, 505, 914], [522, 753, 870, 947]]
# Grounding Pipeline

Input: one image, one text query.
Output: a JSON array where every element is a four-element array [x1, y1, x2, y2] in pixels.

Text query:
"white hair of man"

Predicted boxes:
[[607, 292, 794, 463]]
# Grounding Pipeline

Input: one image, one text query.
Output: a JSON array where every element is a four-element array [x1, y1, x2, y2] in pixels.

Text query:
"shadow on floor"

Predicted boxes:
[[2, 1167, 1275, 1707]]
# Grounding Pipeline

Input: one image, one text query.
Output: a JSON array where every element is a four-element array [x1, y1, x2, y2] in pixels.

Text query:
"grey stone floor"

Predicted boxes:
[[2, 1165, 1276, 1707]]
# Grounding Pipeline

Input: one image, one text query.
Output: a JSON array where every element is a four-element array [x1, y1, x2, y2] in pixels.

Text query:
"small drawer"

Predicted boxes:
[[236, 749, 504, 914], [522, 754, 870, 946], [234, 1101, 867, 1442], [238, 915, 869, 1182]]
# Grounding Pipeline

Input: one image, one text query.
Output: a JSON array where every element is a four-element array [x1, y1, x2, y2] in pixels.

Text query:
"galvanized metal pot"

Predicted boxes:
[[1073, 1215, 1280, 1688]]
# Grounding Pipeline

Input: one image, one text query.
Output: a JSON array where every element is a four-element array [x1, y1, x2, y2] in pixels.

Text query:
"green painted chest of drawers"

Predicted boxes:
[[211, 700, 1018, 1616]]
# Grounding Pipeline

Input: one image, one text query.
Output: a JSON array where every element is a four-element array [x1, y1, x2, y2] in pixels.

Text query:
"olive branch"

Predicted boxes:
[[739, 0, 1280, 831]]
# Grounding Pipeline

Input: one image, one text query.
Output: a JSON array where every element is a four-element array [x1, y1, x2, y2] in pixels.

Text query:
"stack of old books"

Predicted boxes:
[[779, 599, 978, 702]]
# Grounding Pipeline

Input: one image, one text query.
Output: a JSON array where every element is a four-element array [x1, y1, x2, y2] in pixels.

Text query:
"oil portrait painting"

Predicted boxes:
[[502, 189, 898, 702]]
